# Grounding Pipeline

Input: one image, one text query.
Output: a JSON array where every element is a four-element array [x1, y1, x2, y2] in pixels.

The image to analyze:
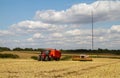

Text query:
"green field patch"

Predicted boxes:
[[0, 53, 19, 59]]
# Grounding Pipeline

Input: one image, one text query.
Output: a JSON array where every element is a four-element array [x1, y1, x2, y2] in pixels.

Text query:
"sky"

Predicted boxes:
[[0, 0, 120, 49]]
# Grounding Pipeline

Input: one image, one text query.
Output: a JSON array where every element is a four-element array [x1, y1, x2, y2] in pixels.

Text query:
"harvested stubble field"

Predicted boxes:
[[0, 58, 120, 78]]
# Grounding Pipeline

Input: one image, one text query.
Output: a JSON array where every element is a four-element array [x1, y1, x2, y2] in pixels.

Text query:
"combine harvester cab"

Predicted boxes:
[[72, 54, 92, 61], [38, 49, 61, 61]]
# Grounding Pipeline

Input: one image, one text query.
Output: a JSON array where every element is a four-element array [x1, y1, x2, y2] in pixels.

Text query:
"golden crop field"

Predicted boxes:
[[0, 58, 120, 78]]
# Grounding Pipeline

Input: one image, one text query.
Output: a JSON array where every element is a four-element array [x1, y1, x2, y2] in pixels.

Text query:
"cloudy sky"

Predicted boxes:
[[0, 0, 120, 49]]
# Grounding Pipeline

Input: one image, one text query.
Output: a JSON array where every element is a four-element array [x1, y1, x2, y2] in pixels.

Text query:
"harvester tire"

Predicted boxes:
[[57, 58, 60, 61], [41, 56, 45, 61], [45, 56, 51, 61], [55, 58, 60, 61]]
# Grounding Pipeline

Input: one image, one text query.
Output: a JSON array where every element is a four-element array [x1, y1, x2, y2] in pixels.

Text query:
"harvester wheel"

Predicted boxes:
[[45, 56, 51, 61], [41, 56, 45, 61], [57, 58, 60, 61], [55, 58, 60, 61]]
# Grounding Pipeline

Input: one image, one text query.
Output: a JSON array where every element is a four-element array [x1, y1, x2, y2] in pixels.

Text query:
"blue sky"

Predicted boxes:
[[0, 0, 120, 49], [0, 0, 96, 29]]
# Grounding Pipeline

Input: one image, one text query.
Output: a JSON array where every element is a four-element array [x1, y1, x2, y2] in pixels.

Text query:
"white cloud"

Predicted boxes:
[[1, 24, 120, 49], [52, 33, 63, 37], [10, 20, 69, 34], [33, 33, 44, 39], [11, 20, 50, 30], [66, 29, 81, 36], [35, 1, 120, 24], [27, 38, 34, 42], [110, 25, 120, 32], [0, 30, 15, 37]]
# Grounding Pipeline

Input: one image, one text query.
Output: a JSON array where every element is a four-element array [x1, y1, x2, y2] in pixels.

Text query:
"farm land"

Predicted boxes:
[[0, 51, 120, 78]]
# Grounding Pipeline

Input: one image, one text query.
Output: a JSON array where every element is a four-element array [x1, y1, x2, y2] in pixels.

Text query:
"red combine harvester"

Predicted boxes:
[[38, 48, 61, 61]]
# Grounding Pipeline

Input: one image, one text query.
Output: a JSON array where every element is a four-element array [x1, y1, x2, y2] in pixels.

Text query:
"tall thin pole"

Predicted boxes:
[[91, 11, 94, 50]]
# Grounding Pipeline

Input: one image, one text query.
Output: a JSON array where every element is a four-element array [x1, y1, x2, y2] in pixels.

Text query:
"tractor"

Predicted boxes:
[[38, 48, 61, 61]]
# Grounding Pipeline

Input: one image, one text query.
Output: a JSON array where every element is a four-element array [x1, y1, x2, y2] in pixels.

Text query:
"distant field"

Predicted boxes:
[[0, 58, 120, 78], [0, 51, 39, 59], [0, 51, 120, 59]]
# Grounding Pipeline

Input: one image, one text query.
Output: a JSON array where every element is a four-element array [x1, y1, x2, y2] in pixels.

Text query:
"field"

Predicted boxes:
[[0, 51, 120, 78]]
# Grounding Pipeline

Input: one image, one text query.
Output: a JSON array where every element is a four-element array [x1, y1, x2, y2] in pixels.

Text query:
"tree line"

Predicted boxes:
[[0, 47, 43, 52], [0, 47, 120, 55], [61, 48, 120, 55]]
